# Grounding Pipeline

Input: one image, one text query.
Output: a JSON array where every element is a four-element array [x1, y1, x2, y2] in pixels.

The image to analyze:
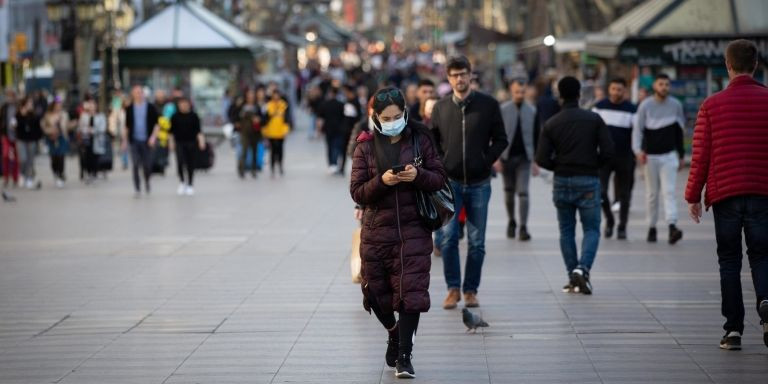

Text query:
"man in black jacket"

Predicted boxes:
[[430, 56, 508, 309], [535, 76, 614, 295], [122, 85, 160, 197]]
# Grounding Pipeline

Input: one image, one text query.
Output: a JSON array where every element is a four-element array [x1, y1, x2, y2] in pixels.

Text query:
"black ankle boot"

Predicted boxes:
[[507, 221, 516, 239], [385, 326, 399, 368], [395, 351, 415, 378], [668, 224, 683, 244]]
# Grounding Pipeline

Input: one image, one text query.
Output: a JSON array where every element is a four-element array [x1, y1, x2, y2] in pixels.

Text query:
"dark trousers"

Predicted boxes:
[[368, 295, 420, 353], [51, 155, 65, 180], [713, 195, 768, 334], [326, 133, 343, 168], [79, 139, 96, 179], [175, 142, 196, 186], [130, 142, 153, 192], [269, 139, 284, 173], [239, 132, 260, 175], [501, 155, 531, 228], [600, 156, 635, 229]]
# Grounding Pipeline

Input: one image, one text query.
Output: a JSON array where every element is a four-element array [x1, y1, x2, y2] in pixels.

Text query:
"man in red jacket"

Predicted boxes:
[[686, 39, 768, 351]]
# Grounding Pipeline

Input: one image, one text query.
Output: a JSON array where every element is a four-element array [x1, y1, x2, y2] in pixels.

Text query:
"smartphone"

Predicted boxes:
[[391, 164, 406, 174]]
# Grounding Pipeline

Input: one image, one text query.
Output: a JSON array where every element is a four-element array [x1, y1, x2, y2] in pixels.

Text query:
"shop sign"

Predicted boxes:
[[619, 37, 768, 66]]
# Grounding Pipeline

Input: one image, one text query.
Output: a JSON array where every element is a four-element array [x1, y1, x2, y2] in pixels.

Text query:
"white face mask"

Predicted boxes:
[[377, 115, 406, 137]]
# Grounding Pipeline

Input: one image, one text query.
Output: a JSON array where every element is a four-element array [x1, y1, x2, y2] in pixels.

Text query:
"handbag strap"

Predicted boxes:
[[411, 128, 423, 167]]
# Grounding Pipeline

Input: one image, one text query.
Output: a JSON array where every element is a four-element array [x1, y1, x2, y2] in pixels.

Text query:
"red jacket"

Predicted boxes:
[[685, 75, 768, 207]]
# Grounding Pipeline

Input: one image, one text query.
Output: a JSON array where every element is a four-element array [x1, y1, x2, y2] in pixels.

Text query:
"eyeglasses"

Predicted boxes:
[[375, 89, 403, 102], [447, 71, 470, 79]]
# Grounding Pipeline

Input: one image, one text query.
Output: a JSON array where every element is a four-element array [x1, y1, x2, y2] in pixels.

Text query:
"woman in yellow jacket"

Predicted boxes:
[[262, 91, 291, 176]]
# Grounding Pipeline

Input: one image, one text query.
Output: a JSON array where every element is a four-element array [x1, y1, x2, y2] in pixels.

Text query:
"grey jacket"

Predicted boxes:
[[500, 100, 537, 161]]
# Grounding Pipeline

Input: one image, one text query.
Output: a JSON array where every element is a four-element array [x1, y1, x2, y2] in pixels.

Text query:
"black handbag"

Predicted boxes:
[[411, 130, 455, 231]]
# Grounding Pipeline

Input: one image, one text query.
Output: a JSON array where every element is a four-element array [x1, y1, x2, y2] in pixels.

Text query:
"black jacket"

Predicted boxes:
[[170, 112, 201, 143], [429, 91, 508, 184], [125, 102, 160, 144], [535, 101, 615, 177], [15, 112, 43, 142]]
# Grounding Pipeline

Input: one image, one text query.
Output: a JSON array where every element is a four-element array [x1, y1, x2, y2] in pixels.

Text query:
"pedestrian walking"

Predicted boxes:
[[350, 87, 447, 379], [685, 39, 768, 351], [77, 97, 104, 183], [237, 88, 263, 179], [1, 90, 19, 188], [170, 97, 205, 196], [535, 76, 615, 295], [262, 90, 291, 176], [592, 78, 637, 239], [495, 78, 540, 241], [408, 79, 435, 122], [337, 84, 362, 175], [15, 96, 43, 189], [41, 100, 70, 187], [430, 56, 508, 309], [633, 73, 686, 244], [123, 85, 160, 196], [316, 87, 346, 174]]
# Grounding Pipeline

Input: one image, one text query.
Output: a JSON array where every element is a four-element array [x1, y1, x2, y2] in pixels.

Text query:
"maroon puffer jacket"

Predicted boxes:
[[685, 75, 768, 207], [350, 124, 447, 314]]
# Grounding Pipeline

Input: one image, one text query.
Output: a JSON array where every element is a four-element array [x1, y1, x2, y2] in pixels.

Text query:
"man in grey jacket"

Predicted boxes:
[[495, 78, 540, 240]]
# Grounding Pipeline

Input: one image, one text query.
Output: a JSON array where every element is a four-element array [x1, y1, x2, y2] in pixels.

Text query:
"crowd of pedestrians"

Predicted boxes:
[[345, 40, 767, 378], [0, 84, 213, 198], [1, 36, 765, 378]]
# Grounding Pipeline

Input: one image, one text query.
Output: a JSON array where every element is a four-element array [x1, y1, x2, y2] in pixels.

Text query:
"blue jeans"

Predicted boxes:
[[440, 178, 492, 293], [553, 175, 601, 276], [713, 195, 768, 334]]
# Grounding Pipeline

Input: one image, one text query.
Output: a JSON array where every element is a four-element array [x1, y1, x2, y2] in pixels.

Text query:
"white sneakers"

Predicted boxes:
[[177, 184, 195, 196], [24, 179, 41, 190], [55, 179, 65, 189]]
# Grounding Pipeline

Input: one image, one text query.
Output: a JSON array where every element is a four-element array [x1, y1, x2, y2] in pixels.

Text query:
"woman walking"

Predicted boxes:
[[262, 90, 291, 176], [350, 87, 447, 379], [15, 96, 43, 189], [237, 88, 263, 179], [41, 100, 70, 187], [169, 97, 205, 195], [77, 98, 106, 183]]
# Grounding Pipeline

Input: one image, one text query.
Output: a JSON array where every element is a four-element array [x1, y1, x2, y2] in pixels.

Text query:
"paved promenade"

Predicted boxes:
[[0, 124, 766, 383]]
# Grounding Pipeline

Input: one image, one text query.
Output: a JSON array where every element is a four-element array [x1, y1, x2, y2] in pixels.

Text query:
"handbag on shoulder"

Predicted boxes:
[[411, 130, 455, 231]]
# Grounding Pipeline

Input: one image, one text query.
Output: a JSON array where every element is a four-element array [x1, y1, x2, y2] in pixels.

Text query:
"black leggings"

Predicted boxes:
[[600, 156, 635, 228], [51, 155, 65, 179], [269, 139, 284, 172], [368, 296, 420, 353], [175, 142, 196, 186]]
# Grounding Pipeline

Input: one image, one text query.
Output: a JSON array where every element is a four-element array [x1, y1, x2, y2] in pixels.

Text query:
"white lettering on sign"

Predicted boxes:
[[663, 39, 768, 64]]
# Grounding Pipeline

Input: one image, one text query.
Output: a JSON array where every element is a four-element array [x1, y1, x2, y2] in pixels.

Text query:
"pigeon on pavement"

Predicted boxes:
[[2, 191, 15, 202], [462, 308, 489, 333]]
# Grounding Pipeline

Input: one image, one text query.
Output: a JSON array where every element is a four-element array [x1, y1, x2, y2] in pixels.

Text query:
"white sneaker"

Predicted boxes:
[[327, 165, 338, 175], [24, 179, 34, 189], [184, 186, 195, 196], [55, 179, 64, 188], [611, 202, 620, 213], [177, 183, 186, 195]]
